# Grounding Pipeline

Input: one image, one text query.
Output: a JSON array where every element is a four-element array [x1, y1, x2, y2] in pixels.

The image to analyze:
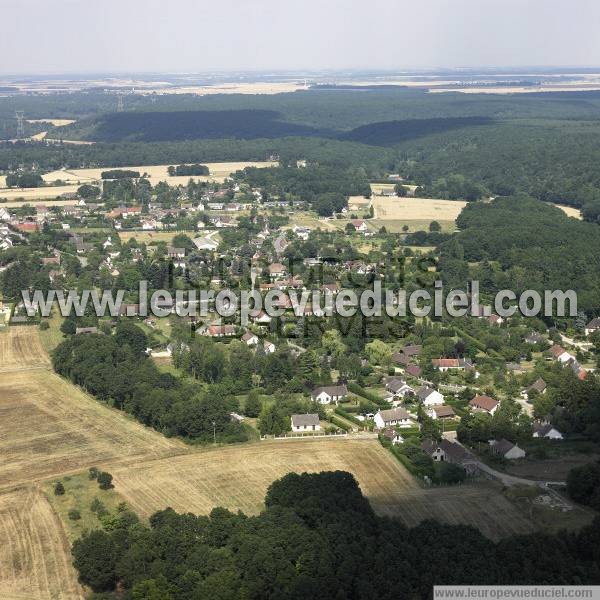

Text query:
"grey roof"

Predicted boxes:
[[378, 407, 410, 422], [528, 378, 547, 393], [492, 438, 517, 455], [417, 386, 437, 400], [291, 413, 320, 427], [432, 405, 455, 418], [386, 377, 409, 393], [311, 385, 347, 398]]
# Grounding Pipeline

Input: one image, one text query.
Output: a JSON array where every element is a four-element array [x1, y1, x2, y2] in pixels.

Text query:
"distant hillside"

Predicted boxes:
[[67, 109, 329, 142], [339, 117, 493, 146]]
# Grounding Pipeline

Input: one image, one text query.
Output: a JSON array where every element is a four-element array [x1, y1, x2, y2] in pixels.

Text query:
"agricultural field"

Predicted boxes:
[[41, 161, 277, 186], [0, 487, 84, 600], [0, 186, 81, 202], [112, 438, 533, 540], [26, 119, 76, 127], [372, 196, 467, 222], [0, 327, 50, 372], [117, 230, 195, 244], [0, 369, 184, 490]]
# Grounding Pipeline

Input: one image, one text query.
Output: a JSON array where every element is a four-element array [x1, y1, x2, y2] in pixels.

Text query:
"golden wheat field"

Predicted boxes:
[[0, 324, 540, 598], [0, 185, 81, 201], [0, 327, 50, 372], [373, 196, 467, 221], [41, 161, 277, 186], [26, 119, 76, 127], [112, 438, 534, 540], [0, 487, 84, 600], [0, 369, 184, 490]]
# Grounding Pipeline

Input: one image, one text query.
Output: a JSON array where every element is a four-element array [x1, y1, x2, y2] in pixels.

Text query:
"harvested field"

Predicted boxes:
[[373, 196, 467, 222], [555, 204, 582, 219], [0, 487, 84, 600], [0, 327, 50, 372], [0, 370, 184, 490], [113, 439, 533, 540], [0, 186, 80, 202], [117, 230, 195, 244], [42, 161, 277, 186], [26, 119, 76, 127]]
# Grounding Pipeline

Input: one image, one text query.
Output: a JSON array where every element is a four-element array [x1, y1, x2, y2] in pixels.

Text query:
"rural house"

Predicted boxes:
[[469, 395, 499, 415], [291, 413, 320, 432], [311, 385, 348, 405], [489, 439, 526, 460], [374, 407, 414, 429], [417, 386, 444, 406], [532, 423, 564, 440]]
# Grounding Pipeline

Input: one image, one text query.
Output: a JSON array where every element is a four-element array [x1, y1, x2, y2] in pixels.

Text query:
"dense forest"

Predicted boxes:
[[72, 470, 600, 598], [439, 196, 600, 312]]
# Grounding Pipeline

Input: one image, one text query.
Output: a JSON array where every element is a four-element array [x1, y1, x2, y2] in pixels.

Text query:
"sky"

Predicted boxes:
[[1, 0, 600, 74]]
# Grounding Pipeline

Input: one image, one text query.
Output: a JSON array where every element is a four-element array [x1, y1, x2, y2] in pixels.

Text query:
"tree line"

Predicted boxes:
[[71, 470, 600, 598]]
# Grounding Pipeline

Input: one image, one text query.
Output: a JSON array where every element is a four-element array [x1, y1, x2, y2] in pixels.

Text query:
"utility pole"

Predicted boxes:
[[212, 420, 216, 445], [15, 111, 25, 138]]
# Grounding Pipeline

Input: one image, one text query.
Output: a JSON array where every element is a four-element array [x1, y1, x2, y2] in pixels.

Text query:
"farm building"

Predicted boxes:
[[291, 414, 320, 432]]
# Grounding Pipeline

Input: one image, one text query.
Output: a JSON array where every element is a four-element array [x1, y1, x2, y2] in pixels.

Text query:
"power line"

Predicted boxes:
[[15, 111, 25, 138]]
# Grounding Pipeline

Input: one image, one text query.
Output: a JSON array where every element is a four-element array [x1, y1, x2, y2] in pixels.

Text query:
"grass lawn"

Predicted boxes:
[[38, 307, 65, 354]]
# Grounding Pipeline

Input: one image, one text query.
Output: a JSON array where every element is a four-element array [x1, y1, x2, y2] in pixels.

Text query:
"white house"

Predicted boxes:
[[241, 331, 259, 346], [585, 318, 600, 336], [291, 413, 320, 432], [311, 385, 348, 405], [385, 377, 414, 398], [489, 439, 526, 460], [417, 386, 444, 406], [351, 219, 368, 232], [550, 344, 575, 364], [382, 427, 404, 445], [263, 340, 276, 354], [374, 407, 414, 429], [469, 395, 499, 415], [532, 423, 564, 440], [427, 405, 456, 420]]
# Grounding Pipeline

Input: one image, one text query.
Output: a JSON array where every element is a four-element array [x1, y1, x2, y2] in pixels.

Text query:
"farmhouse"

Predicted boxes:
[[431, 358, 474, 372], [427, 405, 456, 420], [532, 423, 564, 440], [374, 407, 413, 429], [291, 413, 320, 432], [311, 385, 348, 405], [206, 324, 236, 337], [385, 377, 414, 398], [417, 386, 444, 406], [549, 344, 575, 363], [382, 427, 404, 445], [422, 439, 475, 471], [489, 439, 526, 460], [351, 219, 368, 232], [521, 378, 547, 400], [268, 262, 287, 279], [241, 331, 259, 346], [469, 395, 499, 415], [167, 247, 185, 259], [585, 318, 600, 336]]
